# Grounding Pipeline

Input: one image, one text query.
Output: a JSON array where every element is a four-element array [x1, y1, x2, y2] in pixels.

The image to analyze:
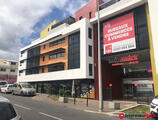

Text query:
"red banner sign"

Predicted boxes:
[[103, 12, 136, 54]]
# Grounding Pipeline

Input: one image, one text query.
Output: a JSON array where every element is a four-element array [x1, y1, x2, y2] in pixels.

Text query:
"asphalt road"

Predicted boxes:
[[0, 93, 120, 120]]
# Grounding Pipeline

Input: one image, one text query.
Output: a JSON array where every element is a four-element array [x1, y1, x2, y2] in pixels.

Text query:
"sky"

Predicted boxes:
[[0, 0, 106, 60]]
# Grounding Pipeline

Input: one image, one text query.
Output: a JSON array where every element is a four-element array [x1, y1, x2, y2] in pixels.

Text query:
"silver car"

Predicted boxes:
[[12, 83, 36, 96], [0, 95, 22, 120]]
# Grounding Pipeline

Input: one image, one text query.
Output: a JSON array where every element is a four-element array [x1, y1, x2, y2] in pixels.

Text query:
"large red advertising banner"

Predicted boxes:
[[103, 12, 136, 54]]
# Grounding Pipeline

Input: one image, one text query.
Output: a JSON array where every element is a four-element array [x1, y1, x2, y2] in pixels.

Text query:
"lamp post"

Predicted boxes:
[[97, 0, 103, 112]]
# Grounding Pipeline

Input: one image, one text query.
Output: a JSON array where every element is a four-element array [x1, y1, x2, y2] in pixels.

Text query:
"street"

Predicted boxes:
[[0, 93, 120, 120]]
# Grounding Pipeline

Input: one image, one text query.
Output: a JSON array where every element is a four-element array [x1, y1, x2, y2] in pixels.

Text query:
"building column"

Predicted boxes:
[[146, 2, 158, 96]]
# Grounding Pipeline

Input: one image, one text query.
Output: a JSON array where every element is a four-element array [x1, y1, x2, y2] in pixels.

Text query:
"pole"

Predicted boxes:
[[97, 0, 103, 112]]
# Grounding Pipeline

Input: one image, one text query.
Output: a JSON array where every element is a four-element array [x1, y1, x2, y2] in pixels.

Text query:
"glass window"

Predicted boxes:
[[11, 62, 16, 65], [0, 68, 6, 72], [49, 38, 65, 47], [88, 28, 92, 39], [89, 45, 92, 57], [10, 69, 15, 72], [42, 56, 45, 61], [79, 16, 83, 20], [89, 64, 93, 76], [42, 68, 44, 73], [89, 12, 92, 19], [43, 45, 46, 49]]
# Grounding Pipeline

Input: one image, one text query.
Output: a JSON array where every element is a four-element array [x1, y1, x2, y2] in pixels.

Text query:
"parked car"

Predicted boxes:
[[0, 95, 22, 120], [0, 81, 8, 92], [1, 84, 13, 94], [150, 95, 158, 117], [12, 83, 36, 96]]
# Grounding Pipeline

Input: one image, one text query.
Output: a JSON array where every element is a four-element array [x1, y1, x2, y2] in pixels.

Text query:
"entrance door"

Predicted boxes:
[[123, 84, 134, 98]]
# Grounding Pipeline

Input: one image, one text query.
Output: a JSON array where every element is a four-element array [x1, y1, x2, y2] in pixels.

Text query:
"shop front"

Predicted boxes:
[[94, 4, 154, 100]]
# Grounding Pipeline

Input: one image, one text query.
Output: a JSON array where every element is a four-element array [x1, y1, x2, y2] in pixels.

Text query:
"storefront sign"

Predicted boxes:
[[103, 12, 136, 54]]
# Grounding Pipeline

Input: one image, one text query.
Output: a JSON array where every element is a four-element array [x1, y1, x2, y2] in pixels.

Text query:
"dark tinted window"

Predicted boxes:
[[89, 45, 92, 57], [79, 16, 83, 20], [42, 56, 45, 61], [0, 103, 17, 120], [88, 28, 92, 39], [49, 38, 65, 47], [89, 64, 93, 76], [11, 62, 16, 65], [68, 32, 80, 69], [42, 68, 44, 73], [0, 82, 7, 85], [48, 64, 65, 72], [89, 12, 92, 19], [10, 69, 15, 72]]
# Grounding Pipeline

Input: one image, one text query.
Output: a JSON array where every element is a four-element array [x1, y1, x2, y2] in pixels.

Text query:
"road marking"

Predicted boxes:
[[14, 104, 31, 110], [39, 112, 63, 120]]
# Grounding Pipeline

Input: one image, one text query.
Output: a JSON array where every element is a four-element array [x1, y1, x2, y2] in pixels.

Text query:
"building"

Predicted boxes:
[[18, 0, 158, 99], [0, 59, 18, 83], [18, 17, 94, 96]]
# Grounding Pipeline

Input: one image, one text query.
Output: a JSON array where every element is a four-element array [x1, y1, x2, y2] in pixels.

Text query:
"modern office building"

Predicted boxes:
[[18, 17, 94, 96], [0, 59, 18, 83], [18, 0, 158, 99]]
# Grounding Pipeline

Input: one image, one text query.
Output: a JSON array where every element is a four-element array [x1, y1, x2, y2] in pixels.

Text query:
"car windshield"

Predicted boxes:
[[0, 82, 7, 85], [2, 85, 7, 88], [0, 102, 17, 120], [21, 84, 32, 88], [8, 85, 13, 88]]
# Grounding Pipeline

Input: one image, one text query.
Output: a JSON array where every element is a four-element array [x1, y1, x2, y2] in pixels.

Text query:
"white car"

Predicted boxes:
[[150, 95, 158, 117], [0, 81, 8, 92], [12, 83, 36, 96], [1, 84, 13, 93], [0, 95, 22, 120]]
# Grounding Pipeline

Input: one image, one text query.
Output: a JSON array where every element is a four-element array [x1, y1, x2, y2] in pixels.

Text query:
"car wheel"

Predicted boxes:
[[20, 91, 24, 96], [12, 91, 14, 95]]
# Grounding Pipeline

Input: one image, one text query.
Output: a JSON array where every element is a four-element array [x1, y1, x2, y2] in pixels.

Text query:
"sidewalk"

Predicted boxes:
[[32, 93, 137, 117]]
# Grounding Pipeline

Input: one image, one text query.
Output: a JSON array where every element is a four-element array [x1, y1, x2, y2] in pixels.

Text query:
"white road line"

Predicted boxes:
[[14, 104, 31, 110], [39, 112, 63, 120]]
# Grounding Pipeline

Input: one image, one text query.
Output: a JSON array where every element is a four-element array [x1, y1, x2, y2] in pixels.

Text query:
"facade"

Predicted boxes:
[[18, 0, 158, 99], [0, 59, 18, 83], [18, 17, 94, 96]]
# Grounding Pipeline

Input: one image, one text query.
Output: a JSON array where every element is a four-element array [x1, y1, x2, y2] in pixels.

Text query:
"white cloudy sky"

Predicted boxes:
[[0, 0, 89, 60]]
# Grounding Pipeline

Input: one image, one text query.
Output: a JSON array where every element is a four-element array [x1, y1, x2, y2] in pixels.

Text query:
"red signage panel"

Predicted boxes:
[[103, 12, 136, 54]]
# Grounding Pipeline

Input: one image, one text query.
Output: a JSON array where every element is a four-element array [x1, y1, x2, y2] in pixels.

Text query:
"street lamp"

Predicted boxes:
[[97, 0, 103, 112]]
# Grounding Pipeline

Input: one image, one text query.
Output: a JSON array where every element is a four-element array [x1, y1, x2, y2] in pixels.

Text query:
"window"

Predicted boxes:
[[68, 32, 80, 69], [48, 64, 65, 72], [79, 16, 83, 20], [49, 38, 65, 47], [21, 51, 24, 57], [42, 56, 45, 61], [49, 52, 65, 60], [11, 62, 16, 65], [43, 45, 46, 49], [10, 69, 15, 72], [89, 64, 93, 76], [89, 45, 92, 57], [88, 28, 92, 39], [48, 28, 49, 31], [89, 12, 92, 19], [42, 68, 45, 73], [0, 68, 6, 72], [19, 70, 23, 73]]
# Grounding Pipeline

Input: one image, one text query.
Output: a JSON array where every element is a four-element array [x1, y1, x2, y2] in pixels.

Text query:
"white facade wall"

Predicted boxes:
[[18, 18, 94, 83], [19, 50, 27, 61], [148, 0, 158, 74]]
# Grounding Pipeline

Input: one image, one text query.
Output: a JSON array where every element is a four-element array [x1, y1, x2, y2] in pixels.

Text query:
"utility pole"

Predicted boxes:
[[97, 0, 103, 112]]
